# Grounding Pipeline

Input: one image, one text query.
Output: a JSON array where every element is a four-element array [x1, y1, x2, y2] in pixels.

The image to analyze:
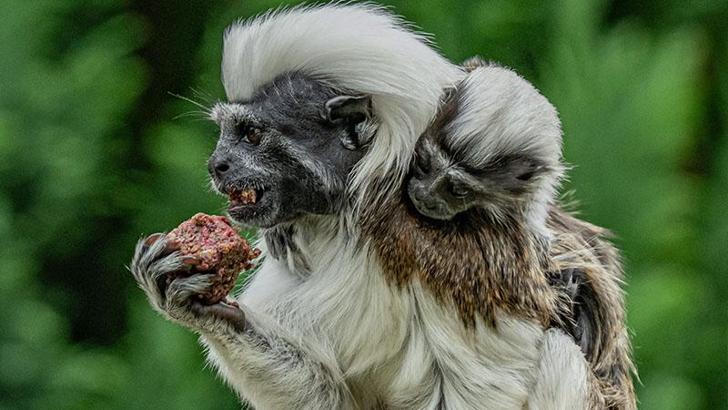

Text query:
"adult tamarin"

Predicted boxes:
[[364, 61, 636, 408], [130, 4, 632, 409]]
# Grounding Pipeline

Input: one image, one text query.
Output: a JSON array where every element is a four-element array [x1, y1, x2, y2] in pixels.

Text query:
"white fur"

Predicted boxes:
[[204, 220, 591, 408], [449, 66, 564, 234], [411, 284, 544, 409], [526, 329, 592, 409], [222, 3, 463, 210]]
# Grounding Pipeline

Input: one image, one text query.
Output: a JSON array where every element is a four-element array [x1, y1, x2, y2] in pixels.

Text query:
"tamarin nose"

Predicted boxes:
[[215, 162, 230, 174], [209, 157, 231, 179], [413, 188, 425, 202], [424, 201, 439, 212]]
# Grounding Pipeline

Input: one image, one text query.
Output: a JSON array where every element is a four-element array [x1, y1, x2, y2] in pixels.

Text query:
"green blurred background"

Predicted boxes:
[[0, 0, 726, 408]]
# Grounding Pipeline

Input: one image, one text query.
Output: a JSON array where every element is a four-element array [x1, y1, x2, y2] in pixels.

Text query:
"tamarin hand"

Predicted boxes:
[[129, 234, 246, 333]]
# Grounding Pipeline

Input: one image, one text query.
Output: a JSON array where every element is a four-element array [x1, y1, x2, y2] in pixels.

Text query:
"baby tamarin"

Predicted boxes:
[[364, 60, 635, 408]]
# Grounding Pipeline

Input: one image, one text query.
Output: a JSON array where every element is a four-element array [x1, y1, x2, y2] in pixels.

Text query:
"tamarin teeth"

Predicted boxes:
[[227, 187, 259, 205], [238, 188, 257, 204]]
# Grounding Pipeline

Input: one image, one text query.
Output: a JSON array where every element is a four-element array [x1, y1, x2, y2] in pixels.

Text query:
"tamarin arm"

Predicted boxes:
[[130, 234, 350, 409]]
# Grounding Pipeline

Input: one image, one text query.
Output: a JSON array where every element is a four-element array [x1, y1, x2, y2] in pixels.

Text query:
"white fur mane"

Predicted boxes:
[[448, 65, 565, 233], [221, 3, 463, 213]]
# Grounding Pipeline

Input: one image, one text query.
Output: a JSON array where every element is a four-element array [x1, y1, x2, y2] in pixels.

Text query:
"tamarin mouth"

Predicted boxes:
[[229, 187, 260, 206]]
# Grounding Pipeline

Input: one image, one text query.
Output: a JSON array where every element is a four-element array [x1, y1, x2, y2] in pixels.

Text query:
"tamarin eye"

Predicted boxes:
[[448, 182, 470, 198], [235, 122, 262, 145], [517, 170, 535, 181], [246, 127, 262, 145]]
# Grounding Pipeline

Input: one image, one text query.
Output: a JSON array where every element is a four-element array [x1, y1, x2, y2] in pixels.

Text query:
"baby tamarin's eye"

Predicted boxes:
[[448, 180, 470, 198], [414, 154, 431, 175]]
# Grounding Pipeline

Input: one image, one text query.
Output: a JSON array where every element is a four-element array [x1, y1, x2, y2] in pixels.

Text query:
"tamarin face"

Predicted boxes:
[[407, 133, 545, 221], [208, 72, 373, 228], [406, 65, 562, 223]]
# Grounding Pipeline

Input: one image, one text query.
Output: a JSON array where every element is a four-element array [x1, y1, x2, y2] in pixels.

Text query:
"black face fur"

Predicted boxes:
[[208, 72, 372, 228], [406, 90, 547, 221]]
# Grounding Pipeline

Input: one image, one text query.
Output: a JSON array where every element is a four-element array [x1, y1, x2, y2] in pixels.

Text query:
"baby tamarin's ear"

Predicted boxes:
[[460, 153, 551, 200], [461, 56, 503, 73], [462, 56, 486, 72], [485, 154, 550, 183]]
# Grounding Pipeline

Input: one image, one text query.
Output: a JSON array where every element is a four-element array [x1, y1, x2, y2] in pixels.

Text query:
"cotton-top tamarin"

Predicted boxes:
[[364, 59, 635, 408], [130, 4, 633, 409]]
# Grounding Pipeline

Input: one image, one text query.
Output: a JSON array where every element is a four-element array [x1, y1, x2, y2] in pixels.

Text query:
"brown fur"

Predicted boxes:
[[547, 208, 636, 409], [362, 189, 558, 328], [361, 198, 636, 409]]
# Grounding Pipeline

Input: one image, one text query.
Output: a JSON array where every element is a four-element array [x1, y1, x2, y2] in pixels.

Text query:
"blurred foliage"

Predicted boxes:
[[0, 0, 726, 409]]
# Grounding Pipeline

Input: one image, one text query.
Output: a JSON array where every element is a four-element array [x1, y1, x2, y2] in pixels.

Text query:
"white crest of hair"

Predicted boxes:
[[221, 3, 463, 211], [448, 65, 565, 235]]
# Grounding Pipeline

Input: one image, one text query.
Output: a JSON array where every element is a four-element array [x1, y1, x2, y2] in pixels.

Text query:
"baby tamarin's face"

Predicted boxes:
[[407, 133, 542, 221], [407, 65, 562, 223]]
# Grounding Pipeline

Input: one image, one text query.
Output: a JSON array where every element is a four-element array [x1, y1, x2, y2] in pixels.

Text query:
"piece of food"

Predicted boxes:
[[166, 213, 260, 304], [236, 188, 257, 205]]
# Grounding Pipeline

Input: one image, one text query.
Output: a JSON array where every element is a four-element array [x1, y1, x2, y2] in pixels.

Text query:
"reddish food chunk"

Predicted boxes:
[[166, 213, 260, 304]]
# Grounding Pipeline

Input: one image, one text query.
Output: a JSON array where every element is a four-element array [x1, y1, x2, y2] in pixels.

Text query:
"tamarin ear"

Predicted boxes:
[[495, 155, 547, 182], [324, 95, 373, 150], [461, 56, 486, 72], [480, 155, 550, 195], [325, 95, 371, 123], [511, 158, 541, 181], [461, 56, 502, 72]]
